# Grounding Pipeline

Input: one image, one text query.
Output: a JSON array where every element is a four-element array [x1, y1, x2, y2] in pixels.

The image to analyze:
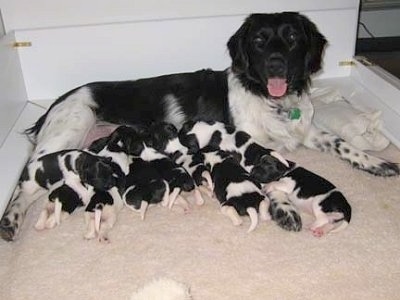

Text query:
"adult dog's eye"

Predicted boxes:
[[288, 32, 297, 42], [253, 37, 265, 48]]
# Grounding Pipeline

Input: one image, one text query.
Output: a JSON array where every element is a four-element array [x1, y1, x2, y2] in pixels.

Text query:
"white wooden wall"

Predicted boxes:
[[0, 0, 359, 32], [0, 0, 360, 101]]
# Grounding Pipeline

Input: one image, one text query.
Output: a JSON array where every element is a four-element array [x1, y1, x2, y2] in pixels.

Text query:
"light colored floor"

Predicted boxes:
[[0, 141, 399, 299]]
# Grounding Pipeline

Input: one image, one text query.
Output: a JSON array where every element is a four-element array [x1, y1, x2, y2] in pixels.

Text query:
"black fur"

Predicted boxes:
[[227, 12, 326, 97]]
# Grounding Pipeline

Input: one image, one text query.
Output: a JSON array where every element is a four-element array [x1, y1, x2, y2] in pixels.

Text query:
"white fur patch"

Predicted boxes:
[[165, 137, 185, 154], [227, 70, 314, 151], [96, 148, 130, 175], [188, 121, 225, 149], [34, 87, 98, 158], [226, 180, 259, 200], [140, 145, 168, 161], [131, 278, 191, 300], [203, 152, 223, 169], [164, 94, 186, 129]]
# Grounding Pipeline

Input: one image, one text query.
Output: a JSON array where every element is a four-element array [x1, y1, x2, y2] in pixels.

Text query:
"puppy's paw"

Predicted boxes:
[[268, 191, 302, 232]]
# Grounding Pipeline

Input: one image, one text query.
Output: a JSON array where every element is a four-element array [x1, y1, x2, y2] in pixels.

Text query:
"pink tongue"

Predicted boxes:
[[267, 78, 288, 98]]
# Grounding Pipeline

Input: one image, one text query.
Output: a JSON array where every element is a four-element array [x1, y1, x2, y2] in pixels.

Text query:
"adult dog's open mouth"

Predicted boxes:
[[267, 78, 288, 98]]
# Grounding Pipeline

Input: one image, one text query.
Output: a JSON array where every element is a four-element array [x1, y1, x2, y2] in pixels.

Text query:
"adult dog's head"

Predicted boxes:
[[228, 12, 327, 98]]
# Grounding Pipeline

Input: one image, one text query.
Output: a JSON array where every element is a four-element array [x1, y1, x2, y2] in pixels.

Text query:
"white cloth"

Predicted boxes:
[[131, 278, 192, 300], [310, 87, 390, 151]]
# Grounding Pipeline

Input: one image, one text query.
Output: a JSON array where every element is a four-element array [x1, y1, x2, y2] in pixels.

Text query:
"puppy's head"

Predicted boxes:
[[147, 122, 179, 152], [227, 12, 327, 98], [88, 125, 148, 157], [179, 121, 200, 154], [80, 156, 118, 190], [250, 153, 295, 183]]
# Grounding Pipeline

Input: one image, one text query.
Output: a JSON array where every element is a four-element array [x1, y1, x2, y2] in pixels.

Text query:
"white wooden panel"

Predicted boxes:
[[314, 60, 400, 148], [0, 32, 28, 146], [0, 0, 359, 32], [15, 8, 358, 101], [349, 59, 400, 147], [0, 103, 44, 217]]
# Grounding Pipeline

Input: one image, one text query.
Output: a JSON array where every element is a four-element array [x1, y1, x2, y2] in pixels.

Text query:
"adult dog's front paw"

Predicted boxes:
[[360, 160, 400, 177], [0, 213, 21, 241], [268, 190, 302, 232]]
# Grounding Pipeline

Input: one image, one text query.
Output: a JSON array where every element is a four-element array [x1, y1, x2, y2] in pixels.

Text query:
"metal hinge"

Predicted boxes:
[[338, 60, 356, 67], [12, 41, 32, 48]]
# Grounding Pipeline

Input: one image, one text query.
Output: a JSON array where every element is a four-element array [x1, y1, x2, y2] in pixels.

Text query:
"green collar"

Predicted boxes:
[[289, 107, 301, 120]]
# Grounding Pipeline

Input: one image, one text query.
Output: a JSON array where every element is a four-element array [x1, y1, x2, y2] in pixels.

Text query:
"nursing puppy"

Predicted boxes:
[[123, 157, 169, 220], [179, 120, 300, 230], [263, 166, 352, 237], [130, 135, 196, 212], [203, 150, 270, 232], [147, 122, 213, 204], [179, 120, 293, 176], [35, 184, 84, 230], [143, 149, 195, 212], [87, 125, 146, 175], [4, 12, 399, 241], [23, 150, 124, 234]]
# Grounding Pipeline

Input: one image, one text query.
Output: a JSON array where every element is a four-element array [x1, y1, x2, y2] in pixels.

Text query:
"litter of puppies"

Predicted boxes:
[[31, 121, 352, 241]]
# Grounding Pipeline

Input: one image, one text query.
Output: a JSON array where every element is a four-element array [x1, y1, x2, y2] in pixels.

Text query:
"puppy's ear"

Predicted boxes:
[[227, 16, 251, 73], [87, 136, 111, 152], [180, 121, 195, 135], [165, 123, 178, 138], [90, 160, 115, 190], [181, 134, 200, 154], [297, 14, 327, 74]]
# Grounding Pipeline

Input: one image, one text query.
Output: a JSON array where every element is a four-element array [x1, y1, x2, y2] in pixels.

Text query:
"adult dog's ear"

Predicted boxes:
[[297, 14, 327, 74], [227, 16, 251, 73]]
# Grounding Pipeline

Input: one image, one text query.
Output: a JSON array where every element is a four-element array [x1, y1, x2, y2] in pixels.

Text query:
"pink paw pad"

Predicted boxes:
[[311, 227, 325, 238]]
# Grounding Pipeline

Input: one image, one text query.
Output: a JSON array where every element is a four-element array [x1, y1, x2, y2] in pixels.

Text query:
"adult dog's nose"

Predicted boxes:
[[266, 54, 286, 77]]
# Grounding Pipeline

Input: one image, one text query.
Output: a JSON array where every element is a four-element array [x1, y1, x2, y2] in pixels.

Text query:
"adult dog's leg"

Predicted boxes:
[[303, 126, 399, 177], [0, 87, 97, 241]]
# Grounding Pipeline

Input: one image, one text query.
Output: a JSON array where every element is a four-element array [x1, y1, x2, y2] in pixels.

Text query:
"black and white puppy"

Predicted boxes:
[[123, 157, 169, 220], [87, 125, 147, 175], [84, 188, 123, 242], [147, 122, 213, 204], [179, 120, 294, 177], [4, 12, 398, 241], [141, 148, 195, 212], [203, 150, 270, 232], [179, 120, 301, 230], [22, 150, 124, 236], [125, 134, 196, 213], [35, 184, 84, 230], [263, 166, 352, 237]]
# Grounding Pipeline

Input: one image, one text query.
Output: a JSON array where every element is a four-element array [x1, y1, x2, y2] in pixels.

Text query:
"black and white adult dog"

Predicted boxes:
[[1, 12, 398, 241]]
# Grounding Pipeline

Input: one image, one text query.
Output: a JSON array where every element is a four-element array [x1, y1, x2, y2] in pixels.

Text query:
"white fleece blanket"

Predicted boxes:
[[310, 87, 390, 151]]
